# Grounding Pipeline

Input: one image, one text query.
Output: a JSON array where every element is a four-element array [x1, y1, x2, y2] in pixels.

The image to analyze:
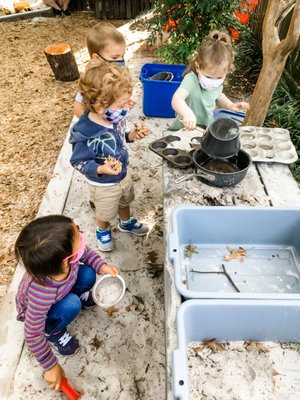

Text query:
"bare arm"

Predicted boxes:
[[217, 93, 250, 112], [73, 100, 85, 118], [171, 87, 197, 130]]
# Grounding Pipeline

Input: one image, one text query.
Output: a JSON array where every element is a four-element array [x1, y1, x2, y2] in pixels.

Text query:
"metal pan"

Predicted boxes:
[[175, 149, 252, 187]]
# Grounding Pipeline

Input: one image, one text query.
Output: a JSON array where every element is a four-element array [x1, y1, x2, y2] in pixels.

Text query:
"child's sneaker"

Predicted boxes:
[[47, 328, 80, 356], [79, 290, 96, 307], [96, 227, 114, 252], [118, 217, 149, 236]]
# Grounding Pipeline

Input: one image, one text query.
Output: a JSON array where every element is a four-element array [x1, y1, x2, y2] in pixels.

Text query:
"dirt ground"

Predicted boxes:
[[0, 12, 150, 303]]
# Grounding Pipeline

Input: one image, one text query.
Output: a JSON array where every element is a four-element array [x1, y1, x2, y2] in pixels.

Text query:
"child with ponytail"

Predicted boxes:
[[171, 30, 249, 131]]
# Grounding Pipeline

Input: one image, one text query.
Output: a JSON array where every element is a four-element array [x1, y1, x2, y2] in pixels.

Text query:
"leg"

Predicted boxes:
[[45, 293, 81, 355], [89, 183, 120, 252], [96, 219, 110, 231], [117, 175, 149, 236], [45, 293, 81, 335], [71, 264, 96, 296], [118, 205, 130, 221]]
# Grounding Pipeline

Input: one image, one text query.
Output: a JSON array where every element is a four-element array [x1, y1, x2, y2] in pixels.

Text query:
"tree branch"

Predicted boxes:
[[278, 2, 300, 55]]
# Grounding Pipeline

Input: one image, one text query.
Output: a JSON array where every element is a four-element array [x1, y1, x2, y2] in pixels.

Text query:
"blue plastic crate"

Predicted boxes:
[[169, 206, 300, 300], [140, 63, 186, 118], [173, 299, 300, 400]]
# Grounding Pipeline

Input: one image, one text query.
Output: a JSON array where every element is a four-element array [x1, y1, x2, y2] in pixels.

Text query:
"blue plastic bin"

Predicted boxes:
[[169, 206, 300, 300], [213, 108, 245, 125], [140, 63, 186, 118], [173, 299, 300, 400]]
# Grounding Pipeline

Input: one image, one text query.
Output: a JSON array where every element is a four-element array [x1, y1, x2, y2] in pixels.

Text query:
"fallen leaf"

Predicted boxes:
[[184, 244, 199, 258], [203, 338, 226, 352], [224, 246, 247, 262], [272, 369, 281, 376], [244, 341, 269, 353], [192, 346, 204, 353], [104, 306, 119, 315]]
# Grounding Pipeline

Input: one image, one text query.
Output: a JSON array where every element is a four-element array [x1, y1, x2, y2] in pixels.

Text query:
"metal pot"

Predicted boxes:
[[175, 149, 252, 187], [201, 118, 240, 159]]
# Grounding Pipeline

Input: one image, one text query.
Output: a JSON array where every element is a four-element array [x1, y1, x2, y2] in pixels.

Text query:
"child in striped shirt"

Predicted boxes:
[[15, 215, 119, 392]]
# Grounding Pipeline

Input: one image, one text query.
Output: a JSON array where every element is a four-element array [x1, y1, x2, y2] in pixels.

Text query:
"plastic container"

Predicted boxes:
[[92, 274, 126, 308], [173, 299, 300, 400], [140, 63, 186, 118], [213, 108, 246, 125], [168, 206, 300, 300], [201, 118, 240, 159]]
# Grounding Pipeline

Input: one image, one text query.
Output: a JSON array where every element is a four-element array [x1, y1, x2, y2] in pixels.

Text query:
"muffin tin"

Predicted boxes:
[[149, 135, 194, 168], [240, 127, 298, 164]]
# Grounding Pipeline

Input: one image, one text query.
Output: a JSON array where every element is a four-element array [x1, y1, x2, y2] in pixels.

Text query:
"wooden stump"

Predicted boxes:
[[44, 43, 80, 82]]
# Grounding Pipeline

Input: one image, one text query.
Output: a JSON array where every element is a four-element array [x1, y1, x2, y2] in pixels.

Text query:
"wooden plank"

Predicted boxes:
[[119, 0, 126, 19], [104, 0, 110, 19], [126, 0, 131, 19], [257, 162, 300, 206], [112, 0, 118, 19], [133, 0, 139, 15], [94, 0, 100, 18]]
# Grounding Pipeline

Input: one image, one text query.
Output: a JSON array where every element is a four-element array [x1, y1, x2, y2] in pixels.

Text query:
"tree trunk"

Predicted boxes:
[[243, 0, 300, 127], [44, 43, 80, 82], [243, 54, 289, 126]]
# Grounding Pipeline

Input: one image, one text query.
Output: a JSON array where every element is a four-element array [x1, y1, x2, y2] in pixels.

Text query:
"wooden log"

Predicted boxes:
[[44, 43, 80, 82]]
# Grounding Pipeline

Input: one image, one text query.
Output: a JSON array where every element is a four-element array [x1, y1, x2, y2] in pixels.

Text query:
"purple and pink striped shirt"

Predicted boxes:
[[15, 247, 106, 371]]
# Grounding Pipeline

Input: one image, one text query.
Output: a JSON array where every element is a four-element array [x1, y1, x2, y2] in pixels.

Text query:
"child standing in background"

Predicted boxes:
[[70, 60, 149, 252], [74, 22, 128, 118], [170, 30, 249, 131], [15, 215, 119, 391]]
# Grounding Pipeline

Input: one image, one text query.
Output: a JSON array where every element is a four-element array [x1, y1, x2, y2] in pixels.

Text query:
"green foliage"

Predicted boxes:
[[264, 78, 300, 179], [234, 29, 262, 82], [147, 0, 243, 64]]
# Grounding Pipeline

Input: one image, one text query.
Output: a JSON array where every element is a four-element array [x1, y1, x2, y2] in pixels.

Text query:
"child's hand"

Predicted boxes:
[[182, 110, 197, 130], [128, 98, 136, 109], [231, 101, 250, 111], [128, 124, 151, 141], [100, 264, 119, 276], [97, 158, 122, 175], [44, 363, 65, 390]]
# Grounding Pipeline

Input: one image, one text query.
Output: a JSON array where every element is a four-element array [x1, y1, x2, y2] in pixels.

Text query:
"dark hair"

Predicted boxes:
[[184, 30, 235, 76], [15, 215, 75, 283]]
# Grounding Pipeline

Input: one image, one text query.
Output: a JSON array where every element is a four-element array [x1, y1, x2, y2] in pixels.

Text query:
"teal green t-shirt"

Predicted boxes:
[[169, 71, 223, 130]]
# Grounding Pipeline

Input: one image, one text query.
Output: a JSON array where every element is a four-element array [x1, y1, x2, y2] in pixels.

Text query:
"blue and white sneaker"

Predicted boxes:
[[47, 328, 80, 356], [118, 217, 149, 236], [96, 227, 114, 252]]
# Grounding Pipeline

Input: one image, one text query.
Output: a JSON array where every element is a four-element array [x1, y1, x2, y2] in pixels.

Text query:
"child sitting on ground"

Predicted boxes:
[[69, 60, 149, 252], [170, 30, 250, 131], [15, 215, 119, 391]]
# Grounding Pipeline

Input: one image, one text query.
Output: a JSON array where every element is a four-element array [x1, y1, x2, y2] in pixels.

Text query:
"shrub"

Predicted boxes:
[[147, 0, 245, 64]]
